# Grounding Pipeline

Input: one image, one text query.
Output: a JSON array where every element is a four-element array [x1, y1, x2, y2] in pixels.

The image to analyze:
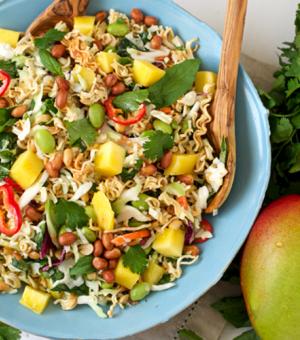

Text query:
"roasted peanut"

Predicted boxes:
[[144, 16, 158, 27], [104, 73, 118, 88], [108, 259, 118, 269], [51, 44, 66, 58], [58, 232, 77, 246], [52, 151, 63, 170], [11, 105, 27, 118], [0, 97, 9, 108], [45, 161, 59, 178], [102, 233, 114, 250], [111, 82, 126, 95], [94, 39, 103, 50], [25, 205, 42, 222], [93, 239, 104, 257], [92, 257, 108, 270], [160, 150, 173, 169], [0, 281, 9, 292], [131, 8, 144, 23], [184, 245, 201, 256], [102, 269, 115, 283], [63, 148, 73, 167], [56, 76, 70, 91], [95, 10, 107, 23], [150, 35, 162, 49], [28, 251, 40, 260], [104, 248, 121, 260], [55, 90, 68, 109], [140, 164, 157, 176], [177, 174, 194, 185]]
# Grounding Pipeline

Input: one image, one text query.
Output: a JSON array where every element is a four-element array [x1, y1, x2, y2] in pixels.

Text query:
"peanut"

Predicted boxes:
[[56, 76, 70, 91], [104, 74, 118, 88], [102, 233, 114, 250], [51, 44, 66, 58], [102, 269, 115, 283], [95, 11, 107, 23], [52, 151, 63, 170], [94, 39, 103, 50], [108, 259, 118, 269], [144, 16, 158, 27], [0, 281, 9, 292], [131, 8, 144, 23], [140, 164, 157, 176], [0, 97, 9, 108], [63, 148, 73, 167], [28, 251, 40, 260], [177, 174, 194, 185], [160, 150, 172, 169], [58, 232, 77, 246], [25, 205, 42, 222], [104, 248, 121, 260], [45, 161, 59, 178], [55, 90, 68, 109], [93, 239, 104, 257], [92, 257, 108, 270], [111, 82, 126, 95], [184, 245, 201, 256], [150, 35, 162, 49], [11, 104, 27, 118]]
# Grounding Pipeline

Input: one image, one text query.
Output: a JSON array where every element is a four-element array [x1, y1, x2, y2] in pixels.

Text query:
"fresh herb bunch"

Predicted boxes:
[[259, 4, 300, 201]]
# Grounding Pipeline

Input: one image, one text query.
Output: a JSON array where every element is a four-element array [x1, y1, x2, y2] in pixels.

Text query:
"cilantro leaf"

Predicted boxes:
[[0, 132, 17, 180], [53, 199, 89, 230], [142, 130, 174, 161], [65, 118, 97, 146], [39, 49, 63, 76], [34, 29, 66, 49], [270, 117, 293, 143], [0, 60, 18, 78], [120, 159, 143, 181], [149, 59, 201, 108], [178, 329, 203, 340], [233, 330, 260, 340], [211, 296, 250, 328], [113, 89, 149, 113], [51, 283, 89, 296], [0, 322, 21, 340], [123, 245, 148, 274], [70, 255, 95, 277], [41, 98, 58, 115]]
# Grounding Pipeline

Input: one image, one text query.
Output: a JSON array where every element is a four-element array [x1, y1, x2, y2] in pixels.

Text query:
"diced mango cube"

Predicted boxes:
[[142, 260, 165, 285], [164, 153, 199, 176], [115, 258, 140, 289], [10, 150, 44, 189], [133, 60, 165, 87], [20, 286, 51, 314], [195, 71, 217, 94], [95, 141, 125, 177], [72, 65, 95, 91], [73, 16, 95, 36], [91, 191, 115, 230], [152, 227, 185, 258], [96, 52, 119, 73], [0, 28, 20, 47]]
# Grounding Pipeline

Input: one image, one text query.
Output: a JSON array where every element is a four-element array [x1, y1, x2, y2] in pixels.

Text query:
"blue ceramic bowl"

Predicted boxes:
[[0, 0, 271, 339]]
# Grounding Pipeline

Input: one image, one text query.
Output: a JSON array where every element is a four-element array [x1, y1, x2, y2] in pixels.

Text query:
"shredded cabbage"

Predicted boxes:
[[117, 205, 150, 223]]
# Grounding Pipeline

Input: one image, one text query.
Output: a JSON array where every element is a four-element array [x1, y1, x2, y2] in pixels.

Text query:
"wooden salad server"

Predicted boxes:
[[26, 0, 89, 36], [205, 0, 248, 213]]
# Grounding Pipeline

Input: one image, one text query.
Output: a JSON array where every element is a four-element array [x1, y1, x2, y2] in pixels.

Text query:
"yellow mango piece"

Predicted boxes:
[[96, 52, 119, 73], [133, 60, 165, 87], [142, 260, 165, 285], [73, 16, 95, 36], [20, 286, 50, 314], [95, 141, 125, 177], [49, 291, 63, 299], [10, 150, 44, 189], [91, 191, 115, 230], [164, 153, 199, 176], [195, 71, 217, 94], [115, 258, 140, 289], [72, 65, 95, 91], [152, 227, 185, 258], [0, 28, 20, 47]]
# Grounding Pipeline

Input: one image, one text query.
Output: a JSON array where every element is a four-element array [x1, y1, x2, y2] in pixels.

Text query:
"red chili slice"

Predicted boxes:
[[0, 70, 11, 97], [194, 219, 213, 243]]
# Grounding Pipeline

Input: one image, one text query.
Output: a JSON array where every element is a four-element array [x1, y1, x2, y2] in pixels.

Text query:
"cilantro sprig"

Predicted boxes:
[[123, 245, 148, 274], [142, 130, 174, 161], [65, 118, 97, 146]]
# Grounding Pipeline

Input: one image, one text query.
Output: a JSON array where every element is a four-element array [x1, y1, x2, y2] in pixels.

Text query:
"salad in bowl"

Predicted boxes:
[[0, 7, 227, 318]]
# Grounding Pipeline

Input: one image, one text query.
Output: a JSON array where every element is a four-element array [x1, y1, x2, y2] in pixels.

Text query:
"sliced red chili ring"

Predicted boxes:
[[0, 70, 11, 97]]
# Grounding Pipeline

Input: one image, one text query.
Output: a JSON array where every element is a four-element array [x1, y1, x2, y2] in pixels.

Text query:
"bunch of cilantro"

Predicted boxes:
[[259, 4, 300, 202]]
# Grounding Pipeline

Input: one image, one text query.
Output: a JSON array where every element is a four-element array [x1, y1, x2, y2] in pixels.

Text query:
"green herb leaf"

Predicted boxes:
[[270, 117, 293, 143], [70, 255, 95, 277], [0, 132, 17, 180], [52, 283, 89, 296], [211, 296, 250, 328], [178, 329, 203, 340], [120, 159, 143, 181], [117, 37, 145, 57], [11, 258, 31, 271], [142, 130, 174, 161], [41, 98, 58, 115], [219, 136, 228, 164], [113, 89, 149, 113], [0, 60, 18, 78], [34, 29, 66, 49], [0, 322, 21, 340], [123, 245, 148, 274], [233, 330, 260, 340], [39, 49, 63, 76], [65, 118, 97, 146], [148, 59, 201, 108]]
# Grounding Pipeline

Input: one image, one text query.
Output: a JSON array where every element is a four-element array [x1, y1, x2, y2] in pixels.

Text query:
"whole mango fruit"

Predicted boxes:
[[241, 195, 300, 340]]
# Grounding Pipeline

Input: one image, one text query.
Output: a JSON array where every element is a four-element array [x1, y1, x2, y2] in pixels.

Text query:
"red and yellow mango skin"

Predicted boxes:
[[241, 195, 300, 340]]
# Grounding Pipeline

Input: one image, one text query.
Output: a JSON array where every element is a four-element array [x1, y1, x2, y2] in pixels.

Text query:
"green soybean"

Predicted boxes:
[[82, 227, 97, 243], [153, 119, 173, 135], [107, 22, 129, 37], [101, 282, 114, 289], [132, 194, 150, 211], [85, 205, 97, 223], [88, 103, 105, 128], [130, 282, 151, 301], [34, 129, 56, 154]]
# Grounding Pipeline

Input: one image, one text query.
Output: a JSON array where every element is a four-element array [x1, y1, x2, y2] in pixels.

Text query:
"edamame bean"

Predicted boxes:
[[82, 227, 97, 243], [107, 21, 129, 37], [101, 282, 114, 289], [132, 194, 149, 211], [85, 206, 97, 223], [130, 282, 151, 301], [88, 103, 105, 128], [153, 119, 173, 135], [34, 129, 56, 154]]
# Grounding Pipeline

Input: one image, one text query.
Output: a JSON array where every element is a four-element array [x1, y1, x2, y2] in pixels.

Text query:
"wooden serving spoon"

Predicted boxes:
[[26, 0, 89, 36], [205, 0, 248, 213]]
